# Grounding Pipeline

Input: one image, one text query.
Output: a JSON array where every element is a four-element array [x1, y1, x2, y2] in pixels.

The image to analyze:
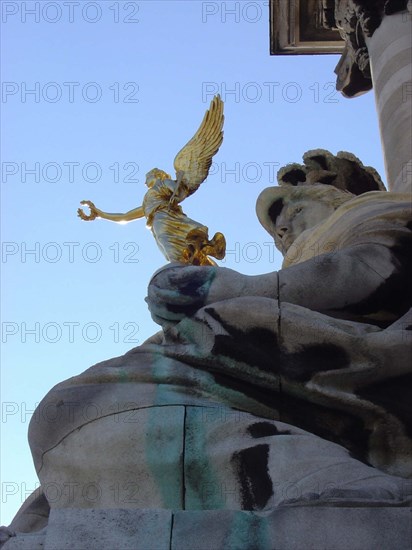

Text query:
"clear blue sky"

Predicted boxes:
[[1, 0, 385, 525]]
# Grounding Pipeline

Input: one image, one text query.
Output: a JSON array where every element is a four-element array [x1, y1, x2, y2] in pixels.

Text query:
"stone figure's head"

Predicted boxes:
[[256, 184, 353, 254], [256, 150, 385, 255], [145, 168, 171, 188]]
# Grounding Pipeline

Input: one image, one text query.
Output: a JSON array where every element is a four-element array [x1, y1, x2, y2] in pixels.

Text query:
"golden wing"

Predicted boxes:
[[173, 95, 224, 197]]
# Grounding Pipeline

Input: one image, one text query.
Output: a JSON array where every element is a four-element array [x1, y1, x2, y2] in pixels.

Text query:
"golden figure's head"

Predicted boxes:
[[145, 168, 171, 188]]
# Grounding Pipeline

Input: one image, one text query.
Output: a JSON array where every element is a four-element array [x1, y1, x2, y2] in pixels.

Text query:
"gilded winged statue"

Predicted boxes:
[[78, 96, 226, 266]]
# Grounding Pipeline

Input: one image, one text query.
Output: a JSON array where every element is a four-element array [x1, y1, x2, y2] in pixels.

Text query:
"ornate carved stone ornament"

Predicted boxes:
[[270, 1, 410, 97], [331, 0, 410, 97]]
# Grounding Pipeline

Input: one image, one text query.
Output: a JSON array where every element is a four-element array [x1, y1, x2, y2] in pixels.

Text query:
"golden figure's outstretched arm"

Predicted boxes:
[[78, 200, 144, 223]]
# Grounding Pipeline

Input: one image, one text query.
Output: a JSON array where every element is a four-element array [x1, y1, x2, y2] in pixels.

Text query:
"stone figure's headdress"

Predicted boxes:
[[256, 149, 386, 236], [277, 149, 385, 195]]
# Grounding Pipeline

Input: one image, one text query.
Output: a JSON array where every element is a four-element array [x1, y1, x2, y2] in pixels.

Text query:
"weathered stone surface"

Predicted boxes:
[[26, 299, 412, 488], [39, 406, 185, 509], [44, 508, 171, 550], [183, 406, 412, 511], [1, 531, 46, 550], [171, 507, 412, 550], [4, 506, 410, 550]]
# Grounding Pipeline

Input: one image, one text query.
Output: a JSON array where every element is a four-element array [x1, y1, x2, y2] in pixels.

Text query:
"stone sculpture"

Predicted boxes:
[[2, 150, 411, 550], [77, 95, 226, 266]]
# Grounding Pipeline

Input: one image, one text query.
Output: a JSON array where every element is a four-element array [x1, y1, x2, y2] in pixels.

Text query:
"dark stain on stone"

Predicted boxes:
[[247, 422, 291, 438], [212, 371, 281, 411], [205, 307, 280, 373], [268, 198, 284, 225], [280, 168, 306, 186], [165, 270, 217, 316], [231, 444, 273, 510], [385, 0, 409, 15], [343, 234, 412, 319], [212, 332, 278, 373], [178, 270, 213, 297], [318, 174, 337, 186], [357, 373, 412, 438], [167, 302, 204, 317], [281, 343, 349, 382], [309, 155, 328, 171], [279, 392, 373, 465], [206, 309, 350, 382], [212, 371, 372, 466]]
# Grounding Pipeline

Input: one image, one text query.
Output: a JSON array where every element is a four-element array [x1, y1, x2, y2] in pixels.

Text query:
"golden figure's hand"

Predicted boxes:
[[77, 200, 100, 221]]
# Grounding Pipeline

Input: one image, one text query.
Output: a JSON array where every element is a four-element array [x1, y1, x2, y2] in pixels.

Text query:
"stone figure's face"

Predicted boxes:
[[274, 198, 335, 253]]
